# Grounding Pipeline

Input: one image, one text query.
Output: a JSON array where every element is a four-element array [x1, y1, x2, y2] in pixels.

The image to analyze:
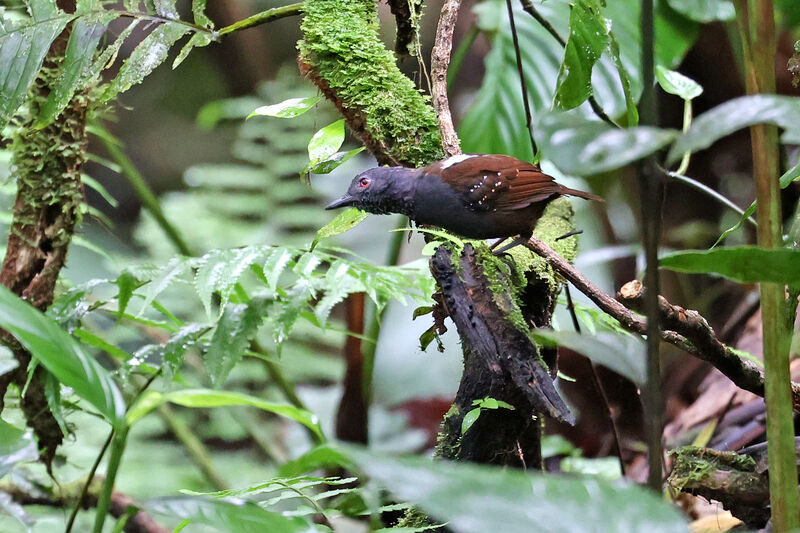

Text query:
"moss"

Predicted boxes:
[[508, 197, 578, 293], [668, 445, 757, 491], [474, 243, 529, 334], [298, 0, 443, 166]]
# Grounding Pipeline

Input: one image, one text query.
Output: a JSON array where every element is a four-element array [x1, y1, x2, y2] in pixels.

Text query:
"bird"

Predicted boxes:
[[325, 153, 602, 252]]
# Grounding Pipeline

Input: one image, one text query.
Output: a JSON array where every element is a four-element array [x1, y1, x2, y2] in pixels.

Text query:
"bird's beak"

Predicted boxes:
[[325, 194, 356, 210]]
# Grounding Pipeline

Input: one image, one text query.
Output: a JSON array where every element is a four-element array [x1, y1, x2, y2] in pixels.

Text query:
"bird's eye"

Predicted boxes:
[[359, 177, 371, 188]]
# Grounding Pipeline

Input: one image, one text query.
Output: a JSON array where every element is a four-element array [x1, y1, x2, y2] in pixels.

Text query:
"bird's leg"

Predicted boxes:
[[489, 237, 510, 251], [492, 235, 530, 255], [555, 229, 583, 241]]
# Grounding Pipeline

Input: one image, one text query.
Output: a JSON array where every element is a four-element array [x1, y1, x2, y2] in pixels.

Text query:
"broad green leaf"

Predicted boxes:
[[655, 66, 702, 100], [0, 285, 125, 428], [206, 297, 269, 387], [608, 31, 638, 126], [667, 95, 800, 164], [279, 443, 354, 477], [102, 21, 189, 102], [535, 111, 677, 175], [0, 419, 37, 478], [0, 15, 72, 130], [312, 208, 369, 250], [74, 328, 132, 361], [713, 160, 800, 246], [461, 0, 696, 160], [561, 457, 622, 480], [554, 0, 608, 110], [147, 495, 316, 533], [665, 0, 735, 22], [345, 447, 687, 533], [533, 329, 646, 385], [127, 389, 323, 440], [308, 119, 345, 163], [660, 246, 800, 284], [310, 146, 364, 174], [461, 407, 481, 434], [248, 96, 322, 119]]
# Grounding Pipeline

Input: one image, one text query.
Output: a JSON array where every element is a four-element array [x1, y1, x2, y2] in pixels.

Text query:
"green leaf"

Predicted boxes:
[[0, 14, 72, 130], [660, 246, 800, 284], [655, 66, 703, 100], [248, 96, 322, 119], [607, 31, 638, 126], [310, 146, 364, 174], [533, 329, 646, 385], [192, 0, 213, 28], [665, 0, 735, 22], [206, 297, 269, 387], [312, 208, 369, 250], [461, 0, 696, 160], [194, 247, 269, 317], [461, 407, 481, 435], [554, 0, 608, 110], [147, 495, 316, 533], [262, 248, 297, 291], [114, 270, 141, 319], [667, 95, 800, 164], [162, 323, 207, 380], [535, 111, 678, 175], [345, 446, 688, 533], [278, 443, 354, 477], [714, 160, 800, 246], [0, 285, 126, 428], [101, 21, 189, 102], [561, 457, 622, 480], [0, 419, 37, 478], [127, 389, 323, 440], [173, 32, 213, 69], [36, 12, 113, 128], [308, 119, 345, 163]]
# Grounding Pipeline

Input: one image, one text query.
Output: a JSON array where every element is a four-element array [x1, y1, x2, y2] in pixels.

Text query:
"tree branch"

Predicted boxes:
[[523, 237, 800, 409], [3, 479, 168, 533], [431, 0, 463, 156]]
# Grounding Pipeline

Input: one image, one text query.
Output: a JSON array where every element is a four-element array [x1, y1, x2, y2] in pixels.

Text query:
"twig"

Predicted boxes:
[[4, 478, 168, 533], [518, 0, 619, 129], [522, 237, 800, 409], [430, 0, 463, 156], [505, 0, 537, 156], [218, 3, 304, 36]]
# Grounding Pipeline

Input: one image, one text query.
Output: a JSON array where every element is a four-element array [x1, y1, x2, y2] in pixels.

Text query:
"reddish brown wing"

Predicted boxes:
[[426, 154, 563, 212]]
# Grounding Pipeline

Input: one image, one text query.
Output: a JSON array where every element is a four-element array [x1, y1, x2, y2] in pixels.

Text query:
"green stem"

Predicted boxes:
[[675, 99, 693, 175], [157, 404, 228, 489], [96, 128, 194, 257], [92, 426, 129, 533], [639, 0, 663, 493], [218, 3, 304, 36], [735, 0, 799, 529], [665, 170, 757, 227]]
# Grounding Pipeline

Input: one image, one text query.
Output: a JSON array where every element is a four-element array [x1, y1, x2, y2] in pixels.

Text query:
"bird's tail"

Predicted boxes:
[[559, 186, 604, 202]]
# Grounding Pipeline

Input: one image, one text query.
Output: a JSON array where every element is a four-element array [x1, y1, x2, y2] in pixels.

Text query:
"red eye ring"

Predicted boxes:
[[359, 177, 370, 188]]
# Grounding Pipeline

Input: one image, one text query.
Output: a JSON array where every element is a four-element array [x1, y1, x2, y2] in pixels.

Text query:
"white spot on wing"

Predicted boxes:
[[440, 154, 475, 169]]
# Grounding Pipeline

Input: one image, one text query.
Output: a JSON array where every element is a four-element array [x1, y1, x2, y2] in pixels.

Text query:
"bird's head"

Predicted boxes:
[[325, 166, 416, 215]]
